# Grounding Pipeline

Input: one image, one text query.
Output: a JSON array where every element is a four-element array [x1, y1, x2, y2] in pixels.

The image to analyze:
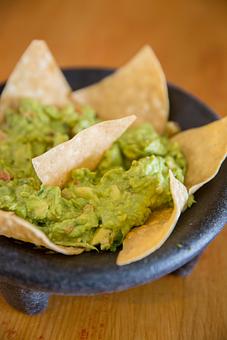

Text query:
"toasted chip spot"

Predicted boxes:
[[0, 211, 84, 255], [73, 45, 169, 133], [32, 115, 136, 187], [0, 40, 71, 116], [117, 171, 188, 265], [172, 117, 227, 194]]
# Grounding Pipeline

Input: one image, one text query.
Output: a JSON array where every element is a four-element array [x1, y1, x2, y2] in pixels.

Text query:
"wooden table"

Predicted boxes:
[[0, 0, 227, 339]]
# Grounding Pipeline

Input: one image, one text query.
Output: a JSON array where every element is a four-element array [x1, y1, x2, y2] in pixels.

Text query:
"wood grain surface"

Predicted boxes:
[[0, 0, 227, 339]]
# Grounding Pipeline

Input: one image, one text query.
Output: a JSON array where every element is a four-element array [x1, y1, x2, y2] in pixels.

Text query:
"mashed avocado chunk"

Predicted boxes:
[[0, 99, 186, 251]]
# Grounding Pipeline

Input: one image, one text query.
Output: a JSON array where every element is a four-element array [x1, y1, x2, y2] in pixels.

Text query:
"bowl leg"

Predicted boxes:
[[0, 281, 49, 315], [172, 252, 203, 276]]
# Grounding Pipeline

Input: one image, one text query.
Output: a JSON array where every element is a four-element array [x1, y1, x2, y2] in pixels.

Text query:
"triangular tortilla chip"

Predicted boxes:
[[0, 40, 71, 116], [72, 45, 169, 133], [32, 115, 136, 186], [117, 171, 188, 265], [172, 117, 227, 194], [0, 210, 84, 255]]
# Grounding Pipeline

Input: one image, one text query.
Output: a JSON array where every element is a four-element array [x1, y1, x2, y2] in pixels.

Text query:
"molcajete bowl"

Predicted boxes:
[[0, 68, 226, 314]]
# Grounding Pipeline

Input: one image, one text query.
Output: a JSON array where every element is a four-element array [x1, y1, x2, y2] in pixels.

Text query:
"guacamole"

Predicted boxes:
[[0, 99, 186, 251]]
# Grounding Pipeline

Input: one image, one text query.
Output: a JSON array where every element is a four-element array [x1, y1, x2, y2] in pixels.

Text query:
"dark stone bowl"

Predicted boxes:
[[0, 68, 226, 314]]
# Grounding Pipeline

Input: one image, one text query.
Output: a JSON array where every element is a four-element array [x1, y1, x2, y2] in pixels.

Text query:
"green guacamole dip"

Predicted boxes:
[[0, 99, 186, 251]]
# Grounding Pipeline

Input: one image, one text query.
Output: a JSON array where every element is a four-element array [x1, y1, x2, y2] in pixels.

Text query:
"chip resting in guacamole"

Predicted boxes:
[[0, 98, 186, 251]]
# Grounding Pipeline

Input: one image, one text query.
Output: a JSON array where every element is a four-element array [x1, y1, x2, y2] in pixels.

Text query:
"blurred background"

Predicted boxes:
[[0, 1, 227, 339]]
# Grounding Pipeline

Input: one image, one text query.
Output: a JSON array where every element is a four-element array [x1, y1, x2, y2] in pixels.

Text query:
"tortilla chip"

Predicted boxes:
[[172, 117, 227, 194], [165, 121, 181, 137], [0, 210, 84, 255], [117, 171, 188, 266], [32, 115, 136, 186], [72, 45, 169, 133], [0, 40, 71, 116]]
